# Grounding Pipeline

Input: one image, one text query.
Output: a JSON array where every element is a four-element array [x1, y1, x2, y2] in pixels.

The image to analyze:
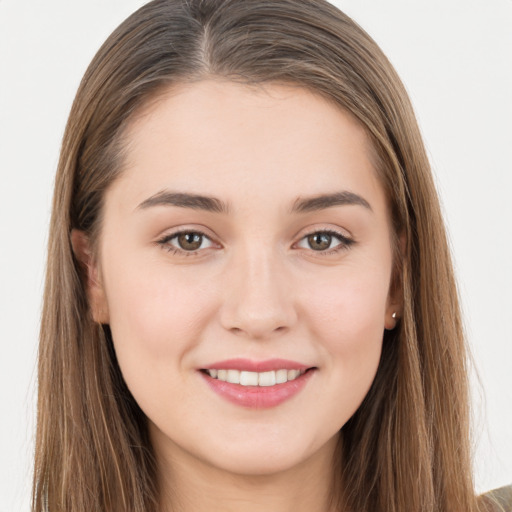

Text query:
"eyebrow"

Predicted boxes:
[[290, 191, 372, 214], [136, 191, 229, 214], [136, 189, 372, 215]]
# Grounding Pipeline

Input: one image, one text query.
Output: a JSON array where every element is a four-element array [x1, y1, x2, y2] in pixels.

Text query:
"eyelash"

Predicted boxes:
[[156, 228, 355, 257], [156, 229, 216, 257], [297, 229, 355, 255]]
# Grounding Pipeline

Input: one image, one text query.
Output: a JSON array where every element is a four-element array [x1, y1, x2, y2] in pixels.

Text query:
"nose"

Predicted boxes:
[[219, 247, 297, 340]]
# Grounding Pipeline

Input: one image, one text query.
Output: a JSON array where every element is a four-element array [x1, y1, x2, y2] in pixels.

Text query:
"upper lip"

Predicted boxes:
[[201, 358, 312, 372]]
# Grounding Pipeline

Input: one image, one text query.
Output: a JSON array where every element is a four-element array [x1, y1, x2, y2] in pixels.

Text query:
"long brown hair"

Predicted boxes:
[[34, 1, 486, 510]]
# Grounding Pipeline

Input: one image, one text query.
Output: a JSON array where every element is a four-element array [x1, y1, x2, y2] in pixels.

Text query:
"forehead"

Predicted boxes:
[[111, 79, 386, 215]]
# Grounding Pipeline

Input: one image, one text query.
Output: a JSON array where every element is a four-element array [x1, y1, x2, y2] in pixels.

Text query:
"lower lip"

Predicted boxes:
[[200, 370, 315, 409]]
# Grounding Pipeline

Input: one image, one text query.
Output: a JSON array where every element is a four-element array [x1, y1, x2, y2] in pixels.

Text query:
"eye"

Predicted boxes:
[[158, 230, 214, 253], [296, 230, 353, 252]]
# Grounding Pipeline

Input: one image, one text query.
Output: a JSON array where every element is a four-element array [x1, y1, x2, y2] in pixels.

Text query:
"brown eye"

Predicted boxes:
[[296, 230, 353, 254], [158, 230, 215, 254], [307, 233, 332, 251], [176, 232, 204, 251]]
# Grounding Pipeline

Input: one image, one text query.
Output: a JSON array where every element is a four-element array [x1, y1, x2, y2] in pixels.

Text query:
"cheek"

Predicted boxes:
[[306, 264, 389, 341], [302, 262, 389, 390], [103, 257, 219, 367], [102, 262, 222, 417]]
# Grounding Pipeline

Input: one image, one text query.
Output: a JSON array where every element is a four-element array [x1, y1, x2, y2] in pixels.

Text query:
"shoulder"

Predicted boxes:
[[481, 484, 512, 511]]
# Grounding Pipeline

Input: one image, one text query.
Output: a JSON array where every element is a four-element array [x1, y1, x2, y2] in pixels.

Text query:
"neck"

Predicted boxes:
[[154, 431, 341, 512]]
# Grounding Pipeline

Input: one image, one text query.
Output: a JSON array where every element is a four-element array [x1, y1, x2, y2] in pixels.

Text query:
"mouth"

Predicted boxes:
[[199, 359, 316, 408], [200, 368, 310, 387]]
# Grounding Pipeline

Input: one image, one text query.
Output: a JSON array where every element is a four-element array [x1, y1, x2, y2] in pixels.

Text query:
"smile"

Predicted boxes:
[[204, 368, 306, 386], [199, 359, 315, 408]]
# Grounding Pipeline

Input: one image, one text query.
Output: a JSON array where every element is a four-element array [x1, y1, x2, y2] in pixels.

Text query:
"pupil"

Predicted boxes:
[[308, 233, 331, 251], [178, 232, 202, 250]]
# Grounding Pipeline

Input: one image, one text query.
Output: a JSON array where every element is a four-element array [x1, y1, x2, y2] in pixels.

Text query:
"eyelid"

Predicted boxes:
[[155, 224, 355, 256], [156, 224, 218, 242], [292, 226, 355, 253], [156, 226, 221, 255]]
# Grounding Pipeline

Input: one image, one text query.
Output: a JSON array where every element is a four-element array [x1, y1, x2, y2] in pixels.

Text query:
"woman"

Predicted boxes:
[[32, 0, 508, 510]]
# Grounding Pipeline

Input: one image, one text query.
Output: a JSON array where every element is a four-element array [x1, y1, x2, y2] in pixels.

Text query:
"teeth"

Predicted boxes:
[[258, 371, 276, 387], [206, 368, 306, 386], [276, 369, 288, 384], [240, 371, 259, 386], [226, 369, 240, 384], [287, 369, 300, 381]]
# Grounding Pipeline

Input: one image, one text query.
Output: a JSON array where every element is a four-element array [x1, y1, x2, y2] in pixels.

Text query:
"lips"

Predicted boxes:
[[199, 358, 316, 408], [203, 358, 311, 372]]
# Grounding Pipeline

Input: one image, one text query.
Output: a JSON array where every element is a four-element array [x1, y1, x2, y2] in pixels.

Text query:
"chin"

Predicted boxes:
[[205, 447, 312, 477], [198, 429, 339, 478]]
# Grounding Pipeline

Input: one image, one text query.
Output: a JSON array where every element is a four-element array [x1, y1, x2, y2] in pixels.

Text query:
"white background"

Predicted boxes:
[[0, 1, 511, 510]]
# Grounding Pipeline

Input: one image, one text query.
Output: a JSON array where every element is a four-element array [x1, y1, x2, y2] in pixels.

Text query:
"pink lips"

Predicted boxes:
[[199, 358, 315, 409], [203, 358, 310, 372]]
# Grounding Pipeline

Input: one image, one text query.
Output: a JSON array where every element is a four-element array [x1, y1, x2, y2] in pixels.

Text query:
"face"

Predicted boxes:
[[78, 80, 399, 477]]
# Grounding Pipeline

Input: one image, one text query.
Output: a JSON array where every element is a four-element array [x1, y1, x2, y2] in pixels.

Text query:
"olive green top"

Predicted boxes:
[[483, 484, 512, 511]]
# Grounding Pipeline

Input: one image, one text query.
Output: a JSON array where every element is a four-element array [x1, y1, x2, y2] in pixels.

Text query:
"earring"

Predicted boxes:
[[385, 311, 399, 331]]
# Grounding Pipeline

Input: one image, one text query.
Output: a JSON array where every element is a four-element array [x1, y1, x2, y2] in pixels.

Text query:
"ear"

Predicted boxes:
[[384, 280, 402, 330], [70, 229, 110, 324], [384, 308, 400, 331], [384, 233, 405, 330]]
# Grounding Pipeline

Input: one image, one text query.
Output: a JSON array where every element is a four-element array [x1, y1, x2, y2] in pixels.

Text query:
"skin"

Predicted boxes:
[[73, 79, 400, 512]]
